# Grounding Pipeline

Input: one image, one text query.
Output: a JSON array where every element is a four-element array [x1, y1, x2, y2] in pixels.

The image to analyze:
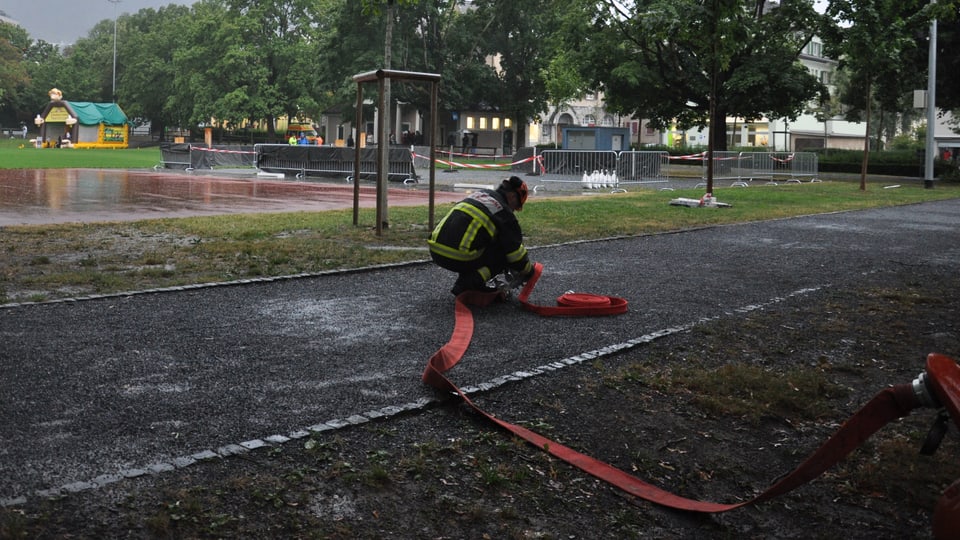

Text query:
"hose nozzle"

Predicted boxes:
[[912, 371, 942, 409]]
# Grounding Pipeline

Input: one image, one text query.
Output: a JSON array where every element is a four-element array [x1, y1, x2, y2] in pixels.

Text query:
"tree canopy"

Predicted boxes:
[[548, 0, 827, 151], [0, 23, 30, 113], [1, 0, 955, 149]]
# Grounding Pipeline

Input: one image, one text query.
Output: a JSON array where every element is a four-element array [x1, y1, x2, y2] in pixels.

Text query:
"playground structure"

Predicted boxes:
[[33, 88, 129, 149]]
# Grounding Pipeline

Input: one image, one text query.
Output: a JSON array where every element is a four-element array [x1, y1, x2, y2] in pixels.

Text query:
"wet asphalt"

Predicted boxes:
[[1, 186, 959, 506]]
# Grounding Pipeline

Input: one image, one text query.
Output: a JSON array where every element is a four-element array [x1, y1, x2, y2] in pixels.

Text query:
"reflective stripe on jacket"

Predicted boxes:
[[427, 189, 531, 274]]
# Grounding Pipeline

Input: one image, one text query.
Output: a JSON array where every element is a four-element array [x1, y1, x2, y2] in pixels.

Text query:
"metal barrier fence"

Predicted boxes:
[[191, 145, 256, 169], [155, 144, 819, 188], [700, 151, 819, 186], [768, 152, 820, 182], [157, 143, 256, 171], [411, 146, 541, 182], [157, 143, 192, 170], [254, 144, 416, 181], [616, 151, 670, 186], [533, 150, 668, 191], [700, 151, 755, 185]]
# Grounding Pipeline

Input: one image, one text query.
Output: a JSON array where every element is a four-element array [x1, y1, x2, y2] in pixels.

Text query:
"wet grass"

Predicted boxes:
[[631, 362, 848, 425], [0, 138, 160, 169], [1, 181, 958, 304]]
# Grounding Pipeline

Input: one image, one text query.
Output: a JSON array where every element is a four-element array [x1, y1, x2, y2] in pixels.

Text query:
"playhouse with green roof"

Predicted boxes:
[[34, 88, 129, 149]]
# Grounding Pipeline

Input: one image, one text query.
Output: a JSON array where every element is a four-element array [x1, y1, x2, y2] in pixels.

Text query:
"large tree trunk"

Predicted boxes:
[[514, 113, 525, 148], [710, 115, 728, 152], [266, 115, 277, 139], [706, 100, 727, 195]]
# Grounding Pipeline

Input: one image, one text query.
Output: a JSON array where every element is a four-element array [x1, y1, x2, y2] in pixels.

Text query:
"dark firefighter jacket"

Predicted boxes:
[[427, 188, 532, 280]]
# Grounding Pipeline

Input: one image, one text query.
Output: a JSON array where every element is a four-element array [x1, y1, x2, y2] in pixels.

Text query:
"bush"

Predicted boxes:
[[815, 148, 955, 178], [888, 133, 922, 151]]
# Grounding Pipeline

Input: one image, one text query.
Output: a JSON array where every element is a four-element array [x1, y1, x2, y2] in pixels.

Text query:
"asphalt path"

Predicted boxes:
[[2, 197, 960, 506]]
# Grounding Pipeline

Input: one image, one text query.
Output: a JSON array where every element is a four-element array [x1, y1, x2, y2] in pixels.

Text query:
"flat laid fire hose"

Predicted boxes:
[[421, 262, 957, 520]]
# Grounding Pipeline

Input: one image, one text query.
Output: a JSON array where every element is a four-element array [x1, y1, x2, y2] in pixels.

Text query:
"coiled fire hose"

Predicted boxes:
[[421, 263, 960, 537]]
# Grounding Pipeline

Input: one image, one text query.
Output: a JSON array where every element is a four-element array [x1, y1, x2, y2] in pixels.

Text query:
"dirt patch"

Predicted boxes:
[[2, 267, 959, 539]]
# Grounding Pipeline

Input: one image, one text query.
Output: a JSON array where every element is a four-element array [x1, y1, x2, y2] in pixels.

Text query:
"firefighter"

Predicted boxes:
[[429, 176, 535, 295]]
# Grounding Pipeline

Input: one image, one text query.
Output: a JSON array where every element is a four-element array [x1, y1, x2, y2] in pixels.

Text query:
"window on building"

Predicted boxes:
[[584, 114, 596, 126], [466, 117, 475, 130], [479, 117, 487, 130], [492, 117, 500, 130], [804, 40, 823, 58]]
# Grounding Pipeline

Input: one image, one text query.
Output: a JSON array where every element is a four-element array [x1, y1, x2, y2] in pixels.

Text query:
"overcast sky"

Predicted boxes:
[[0, 0, 196, 45]]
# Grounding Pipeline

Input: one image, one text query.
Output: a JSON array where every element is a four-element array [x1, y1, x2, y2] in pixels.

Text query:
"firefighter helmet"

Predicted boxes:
[[501, 176, 528, 210]]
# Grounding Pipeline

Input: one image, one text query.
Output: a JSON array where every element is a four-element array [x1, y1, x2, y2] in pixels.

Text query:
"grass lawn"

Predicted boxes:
[[1, 178, 958, 304], [2, 133, 959, 304], [0, 137, 161, 169]]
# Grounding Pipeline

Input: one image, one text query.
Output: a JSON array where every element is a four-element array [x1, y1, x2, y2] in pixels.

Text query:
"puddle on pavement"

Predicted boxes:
[[0, 169, 459, 226]]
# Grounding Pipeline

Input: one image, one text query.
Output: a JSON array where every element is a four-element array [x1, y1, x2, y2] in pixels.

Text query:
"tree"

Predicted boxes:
[[59, 20, 124, 103], [822, 0, 931, 189], [116, 5, 192, 136], [0, 22, 32, 124], [555, 0, 826, 155], [464, 0, 560, 147], [926, 4, 960, 110], [927, 8, 960, 133], [416, 2, 500, 123], [168, 0, 327, 135], [315, 0, 500, 147]]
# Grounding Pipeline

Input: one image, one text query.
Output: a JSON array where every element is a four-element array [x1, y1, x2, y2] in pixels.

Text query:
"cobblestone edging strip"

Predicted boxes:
[[0, 284, 827, 508]]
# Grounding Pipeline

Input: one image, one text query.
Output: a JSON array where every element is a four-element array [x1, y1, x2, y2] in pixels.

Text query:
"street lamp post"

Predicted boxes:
[[924, 2, 937, 189], [108, 0, 121, 102]]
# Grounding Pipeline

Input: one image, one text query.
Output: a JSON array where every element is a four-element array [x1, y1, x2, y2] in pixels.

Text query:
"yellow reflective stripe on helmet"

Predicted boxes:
[[477, 266, 493, 282]]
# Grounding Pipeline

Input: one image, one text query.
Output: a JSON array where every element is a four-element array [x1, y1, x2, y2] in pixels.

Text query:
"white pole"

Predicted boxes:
[[108, 0, 121, 102], [924, 2, 937, 188]]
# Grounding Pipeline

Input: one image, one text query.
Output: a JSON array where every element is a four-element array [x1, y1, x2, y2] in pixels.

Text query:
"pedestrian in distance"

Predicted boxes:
[[428, 176, 535, 295]]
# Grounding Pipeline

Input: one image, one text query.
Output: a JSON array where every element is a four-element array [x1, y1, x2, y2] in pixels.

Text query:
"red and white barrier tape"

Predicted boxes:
[[412, 151, 537, 170], [190, 147, 256, 155]]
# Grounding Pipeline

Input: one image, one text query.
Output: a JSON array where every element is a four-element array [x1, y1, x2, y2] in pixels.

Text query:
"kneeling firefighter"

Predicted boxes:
[[428, 176, 535, 295]]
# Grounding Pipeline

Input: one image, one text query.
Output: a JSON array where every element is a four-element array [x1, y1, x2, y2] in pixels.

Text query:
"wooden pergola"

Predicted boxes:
[[351, 69, 442, 236]]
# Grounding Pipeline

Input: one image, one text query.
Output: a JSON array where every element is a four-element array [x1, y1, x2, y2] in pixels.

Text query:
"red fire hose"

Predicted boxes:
[[422, 263, 958, 532]]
